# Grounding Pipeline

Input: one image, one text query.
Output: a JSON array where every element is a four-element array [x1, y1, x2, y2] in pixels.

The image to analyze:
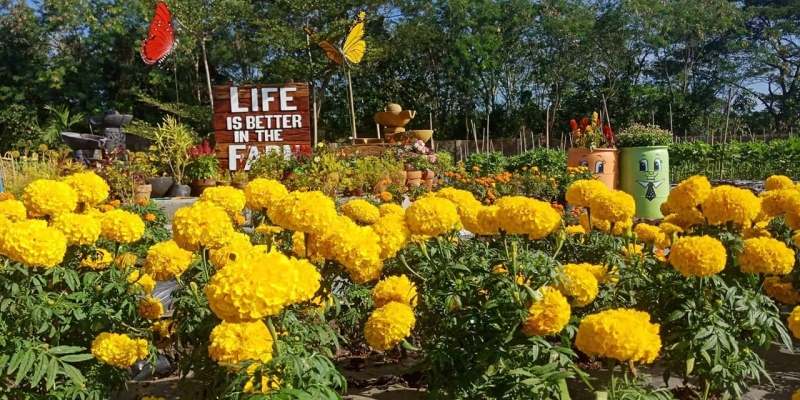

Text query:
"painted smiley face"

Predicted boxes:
[[635, 151, 668, 201], [580, 155, 606, 174]]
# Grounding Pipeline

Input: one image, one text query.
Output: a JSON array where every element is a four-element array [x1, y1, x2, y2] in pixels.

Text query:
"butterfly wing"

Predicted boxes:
[[342, 14, 366, 64], [319, 40, 344, 65], [141, 1, 177, 65]]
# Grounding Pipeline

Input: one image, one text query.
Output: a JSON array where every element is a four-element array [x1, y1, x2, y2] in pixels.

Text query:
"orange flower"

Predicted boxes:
[[378, 192, 393, 202], [144, 213, 156, 222], [100, 204, 115, 212], [472, 166, 480, 172], [109, 200, 121, 207], [234, 215, 246, 225], [0, 193, 15, 201], [137, 198, 150, 206]]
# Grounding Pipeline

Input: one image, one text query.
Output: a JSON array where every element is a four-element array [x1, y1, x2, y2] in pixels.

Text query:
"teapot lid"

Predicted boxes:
[[385, 103, 402, 112]]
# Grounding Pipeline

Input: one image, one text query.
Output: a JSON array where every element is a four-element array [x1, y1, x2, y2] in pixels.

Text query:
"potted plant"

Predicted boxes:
[[231, 171, 248, 190], [186, 140, 218, 196], [616, 123, 673, 219], [149, 116, 197, 197], [128, 151, 156, 201], [567, 112, 618, 190]]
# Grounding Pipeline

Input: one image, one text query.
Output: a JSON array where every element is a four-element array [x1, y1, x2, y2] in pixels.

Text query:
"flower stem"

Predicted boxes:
[[266, 317, 280, 356]]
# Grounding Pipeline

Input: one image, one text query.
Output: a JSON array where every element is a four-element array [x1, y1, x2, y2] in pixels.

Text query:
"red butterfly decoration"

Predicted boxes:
[[141, 2, 177, 65]]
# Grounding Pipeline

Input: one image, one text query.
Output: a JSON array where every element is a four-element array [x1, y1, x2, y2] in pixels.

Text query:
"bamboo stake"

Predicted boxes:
[[376, 123, 381, 140], [346, 69, 357, 144], [546, 107, 550, 150], [429, 112, 435, 149]]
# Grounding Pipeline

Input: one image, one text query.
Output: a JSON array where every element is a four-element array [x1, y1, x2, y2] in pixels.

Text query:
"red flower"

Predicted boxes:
[[570, 119, 578, 132], [603, 125, 615, 145], [580, 117, 589, 128]]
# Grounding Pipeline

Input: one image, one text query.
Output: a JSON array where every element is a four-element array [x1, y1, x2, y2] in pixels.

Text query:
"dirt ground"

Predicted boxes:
[[114, 339, 799, 400]]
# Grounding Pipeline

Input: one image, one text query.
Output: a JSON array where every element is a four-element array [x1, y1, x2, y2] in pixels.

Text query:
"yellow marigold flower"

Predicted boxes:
[[789, 306, 800, 339], [495, 196, 561, 239], [371, 214, 411, 260], [522, 286, 570, 336], [255, 224, 282, 236], [701, 185, 761, 226], [243, 369, 280, 394], [151, 319, 176, 339], [267, 191, 338, 235], [101, 209, 145, 244], [743, 225, 772, 239], [557, 264, 599, 307], [621, 243, 644, 259], [116, 253, 138, 269], [669, 236, 727, 277], [244, 178, 288, 211], [763, 277, 800, 305], [137, 296, 165, 320], [568, 262, 615, 284], [668, 175, 711, 213], [209, 232, 253, 269], [792, 388, 800, 400], [738, 237, 795, 275], [22, 179, 78, 217], [90, 332, 149, 369], [379, 203, 404, 217], [610, 218, 633, 236], [2, 220, 67, 268], [127, 270, 156, 294], [144, 213, 156, 222], [50, 212, 101, 246], [575, 308, 661, 364], [765, 175, 794, 191], [474, 205, 501, 235], [364, 301, 416, 351], [579, 211, 611, 233], [634, 223, 670, 249], [759, 189, 798, 218], [565, 179, 608, 208], [436, 188, 483, 233], [208, 320, 273, 366], [291, 231, 306, 257], [372, 275, 418, 309], [173, 201, 234, 251], [328, 222, 384, 283], [378, 191, 393, 202], [565, 225, 586, 236], [660, 200, 675, 216], [0, 199, 26, 222], [405, 196, 461, 237], [205, 252, 320, 322], [589, 190, 635, 223], [342, 199, 381, 225], [80, 249, 113, 270], [143, 240, 195, 281], [199, 185, 246, 217], [63, 171, 110, 207]]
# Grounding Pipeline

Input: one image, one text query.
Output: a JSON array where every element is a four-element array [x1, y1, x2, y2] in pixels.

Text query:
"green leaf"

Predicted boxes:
[[15, 349, 35, 385], [686, 357, 694, 375], [49, 346, 85, 355], [59, 354, 94, 363]]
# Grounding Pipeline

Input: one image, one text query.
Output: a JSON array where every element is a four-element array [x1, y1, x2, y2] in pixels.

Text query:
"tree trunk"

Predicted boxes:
[[201, 39, 214, 110]]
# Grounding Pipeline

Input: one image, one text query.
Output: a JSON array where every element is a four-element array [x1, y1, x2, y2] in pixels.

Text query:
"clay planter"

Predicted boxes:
[[407, 170, 423, 187], [190, 179, 216, 197], [619, 146, 670, 219], [147, 177, 174, 198], [217, 181, 231, 187], [567, 148, 619, 190], [393, 171, 408, 186], [232, 182, 247, 190], [167, 184, 191, 197], [134, 184, 152, 202]]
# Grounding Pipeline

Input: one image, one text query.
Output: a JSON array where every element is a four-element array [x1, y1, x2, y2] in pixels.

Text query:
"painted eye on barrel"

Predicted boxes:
[[639, 160, 648, 172], [595, 161, 604, 174], [580, 160, 589, 167], [654, 159, 662, 171]]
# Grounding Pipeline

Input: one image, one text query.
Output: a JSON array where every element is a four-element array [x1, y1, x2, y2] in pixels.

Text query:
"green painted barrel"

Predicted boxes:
[[619, 146, 670, 219]]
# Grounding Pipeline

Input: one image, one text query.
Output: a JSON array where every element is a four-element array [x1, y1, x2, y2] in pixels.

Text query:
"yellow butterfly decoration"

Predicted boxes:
[[304, 10, 366, 66]]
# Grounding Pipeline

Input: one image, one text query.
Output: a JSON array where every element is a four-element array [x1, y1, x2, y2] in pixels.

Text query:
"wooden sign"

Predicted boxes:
[[212, 83, 312, 170]]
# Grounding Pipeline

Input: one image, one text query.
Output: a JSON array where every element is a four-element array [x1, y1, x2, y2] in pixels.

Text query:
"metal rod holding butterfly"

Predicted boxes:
[[304, 11, 367, 144]]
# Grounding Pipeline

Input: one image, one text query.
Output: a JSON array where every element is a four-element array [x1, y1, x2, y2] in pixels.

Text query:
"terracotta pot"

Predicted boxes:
[[282, 170, 296, 181], [407, 170, 423, 187], [567, 148, 619, 190], [217, 181, 231, 187], [134, 184, 152, 202], [350, 188, 364, 197], [393, 171, 408, 186], [373, 175, 391, 194], [423, 170, 436, 180], [232, 182, 247, 190], [424, 179, 434, 190], [190, 179, 216, 197]]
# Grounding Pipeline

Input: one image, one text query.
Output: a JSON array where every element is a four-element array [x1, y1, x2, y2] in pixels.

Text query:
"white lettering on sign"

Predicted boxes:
[[280, 87, 297, 111], [228, 86, 301, 113], [228, 144, 293, 171]]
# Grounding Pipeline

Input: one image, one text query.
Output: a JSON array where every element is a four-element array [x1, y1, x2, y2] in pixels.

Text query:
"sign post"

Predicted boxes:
[[212, 83, 312, 171]]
